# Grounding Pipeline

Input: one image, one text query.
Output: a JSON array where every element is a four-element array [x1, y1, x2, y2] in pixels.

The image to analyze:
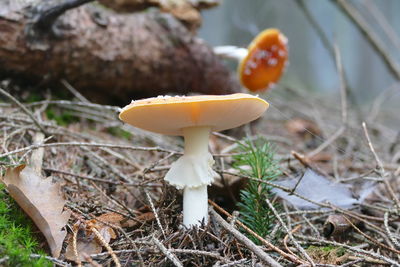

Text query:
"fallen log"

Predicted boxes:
[[0, 1, 239, 103]]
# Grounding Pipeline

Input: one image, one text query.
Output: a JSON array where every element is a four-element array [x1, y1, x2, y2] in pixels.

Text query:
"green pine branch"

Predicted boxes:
[[233, 138, 281, 244]]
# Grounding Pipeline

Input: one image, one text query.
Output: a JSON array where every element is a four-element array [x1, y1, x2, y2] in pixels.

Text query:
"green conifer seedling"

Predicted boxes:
[[233, 138, 281, 244]]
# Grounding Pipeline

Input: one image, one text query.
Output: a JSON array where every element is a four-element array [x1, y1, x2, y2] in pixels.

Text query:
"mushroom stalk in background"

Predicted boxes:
[[119, 94, 269, 227], [213, 46, 248, 61], [213, 29, 289, 92]]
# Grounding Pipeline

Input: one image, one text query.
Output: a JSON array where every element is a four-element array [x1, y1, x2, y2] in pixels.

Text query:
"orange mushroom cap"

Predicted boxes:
[[119, 93, 268, 136], [238, 28, 288, 92]]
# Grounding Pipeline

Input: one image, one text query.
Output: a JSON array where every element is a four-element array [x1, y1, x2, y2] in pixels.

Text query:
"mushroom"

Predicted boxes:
[[213, 28, 288, 92], [119, 93, 269, 227]]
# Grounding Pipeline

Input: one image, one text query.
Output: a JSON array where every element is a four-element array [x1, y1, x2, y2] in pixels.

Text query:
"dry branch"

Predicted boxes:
[[0, 1, 239, 103], [332, 0, 400, 81], [210, 209, 283, 267]]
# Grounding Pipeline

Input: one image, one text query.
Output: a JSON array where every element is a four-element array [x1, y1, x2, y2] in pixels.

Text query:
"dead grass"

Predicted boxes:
[[0, 86, 399, 266]]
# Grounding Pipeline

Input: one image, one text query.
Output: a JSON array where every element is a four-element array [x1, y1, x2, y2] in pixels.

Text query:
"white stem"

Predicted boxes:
[[183, 126, 210, 155], [182, 126, 211, 227], [213, 46, 248, 61], [164, 126, 216, 227], [183, 185, 208, 227]]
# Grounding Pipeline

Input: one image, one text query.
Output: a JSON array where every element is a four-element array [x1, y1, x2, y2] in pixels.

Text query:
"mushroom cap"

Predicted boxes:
[[119, 93, 269, 136], [238, 28, 288, 92]]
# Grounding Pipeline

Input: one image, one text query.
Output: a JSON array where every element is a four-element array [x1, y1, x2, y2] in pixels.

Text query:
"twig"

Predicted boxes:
[[335, 43, 348, 126], [30, 132, 45, 173], [296, 0, 334, 58], [210, 208, 283, 267], [343, 216, 400, 254], [152, 236, 183, 267], [283, 225, 303, 261], [0, 88, 48, 135], [0, 142, 179, 158], [82, 253, 102, 267], [363, 0, 400, 50], [88, 222, 121, 267], [219, 259, 249, 267], [339, 258, 365, 266], [296, 234, 400, 266], [25, 100, 120, 112], [384, 212, 400, 249], [145, 190, 166, 239], [308, 43, 347, 157], [72, 224, 82, 267], [0, 141, 234, 159], [264, 198, 315, 266], [362, 122, 400, 210], [332, 0, 400, 81], [30, 254, 70, 266], [170, 249, 225, 261], [83, 147, 130, 182], [90, 248, 224, 260], [86, 214, 145, 267], [61, 79, 90, 103], [209, 200, 302, 264], [44, 167, 161, 187]]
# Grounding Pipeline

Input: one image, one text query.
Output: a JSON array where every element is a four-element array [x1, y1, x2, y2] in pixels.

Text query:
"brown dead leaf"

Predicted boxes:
[[90, 212, 124, 243], [95, 212, 124, 226], [65, 212, 124, 262], [1, 165, 71, 257], [121, 211, 155, 228], [286, 118, 322, 137], [286, 118, 323, 148], [65, 222, 102, 262]]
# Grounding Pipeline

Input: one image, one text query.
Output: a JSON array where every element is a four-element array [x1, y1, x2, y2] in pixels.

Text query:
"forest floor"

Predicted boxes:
[[0, 85, 399, 266]]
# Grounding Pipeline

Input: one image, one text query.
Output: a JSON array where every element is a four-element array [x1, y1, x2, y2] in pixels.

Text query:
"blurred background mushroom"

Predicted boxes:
[[200, 0, 400, 114], [214, 29, 288, 92]]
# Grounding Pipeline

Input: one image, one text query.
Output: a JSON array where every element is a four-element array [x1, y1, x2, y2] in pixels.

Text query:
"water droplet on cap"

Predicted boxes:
[[268, 58, 278, 66]]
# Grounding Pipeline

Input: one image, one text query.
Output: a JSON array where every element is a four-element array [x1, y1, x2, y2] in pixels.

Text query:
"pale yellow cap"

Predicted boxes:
[[119, 93, 269, 136]]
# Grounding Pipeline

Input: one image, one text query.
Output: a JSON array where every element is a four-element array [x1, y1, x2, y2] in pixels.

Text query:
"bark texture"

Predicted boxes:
[[0, 1, 239, 103]]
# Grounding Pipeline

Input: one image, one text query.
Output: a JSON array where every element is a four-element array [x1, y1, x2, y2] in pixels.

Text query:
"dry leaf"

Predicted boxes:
[[65, 212, 124, 262], [285, 118, 322, 148], [90, 212, 124, 243], [121, 211, 155, 228], [1, 165, 71, 257], [95, 212, 124, 226], [285, 118, 322, 137], [65, 222, 102, 262], [273, 169, 358, 209]]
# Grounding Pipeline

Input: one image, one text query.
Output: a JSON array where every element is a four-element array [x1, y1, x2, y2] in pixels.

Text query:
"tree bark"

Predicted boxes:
[[0, 1, 239, 103]]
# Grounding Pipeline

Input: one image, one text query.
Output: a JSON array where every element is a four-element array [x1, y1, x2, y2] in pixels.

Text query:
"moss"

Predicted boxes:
[[306, 245, 348, 264], [107, 127, 132, 140], [24, 93, 43, 103], [46, 107, 78, 126], [0, 184, 52, 266]]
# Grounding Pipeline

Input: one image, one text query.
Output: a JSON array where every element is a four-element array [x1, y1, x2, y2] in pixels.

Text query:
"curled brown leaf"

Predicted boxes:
[[1, 165, 71, 257]]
